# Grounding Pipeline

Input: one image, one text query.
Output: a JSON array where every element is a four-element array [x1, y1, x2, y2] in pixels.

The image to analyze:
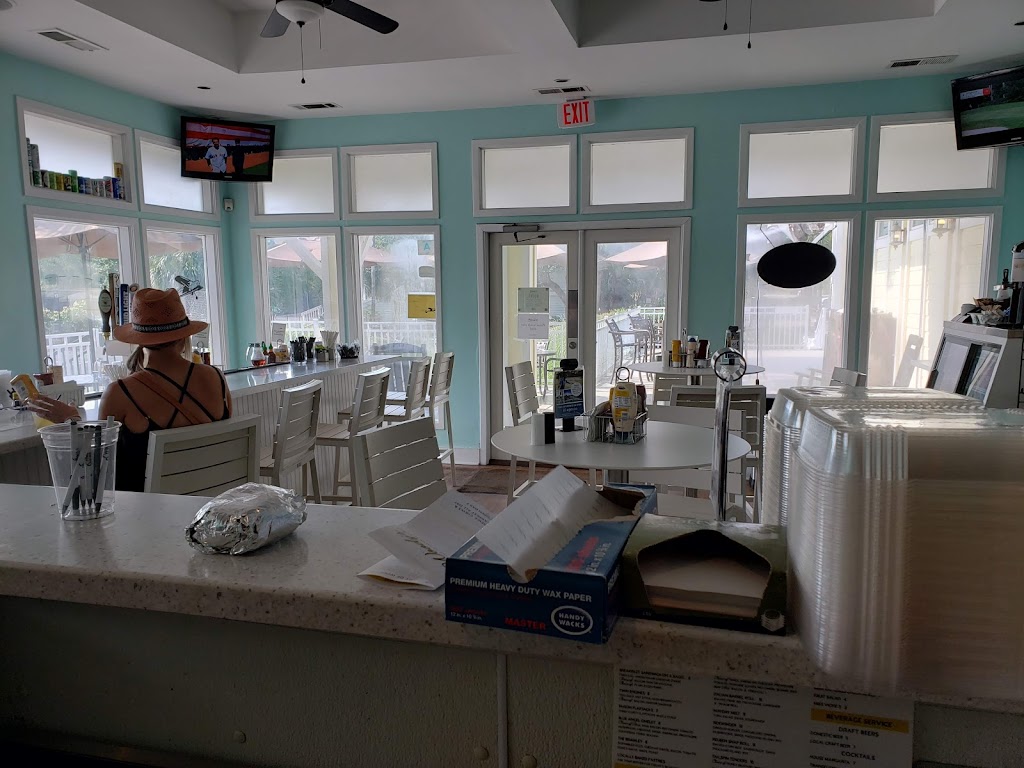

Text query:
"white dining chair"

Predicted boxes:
[[144, 415, 261, 496], [350, 417, 447, 510], [259, 379, 323, 503], [316, 367, 390, 505], [425, 351, 456, 485], [504, 360, 540, 503], [384, 357, 431, 424]]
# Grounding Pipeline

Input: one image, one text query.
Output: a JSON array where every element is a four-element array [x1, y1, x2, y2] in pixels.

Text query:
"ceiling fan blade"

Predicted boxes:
[[260, 7, 292, 38], [327, 0, 399, 34]]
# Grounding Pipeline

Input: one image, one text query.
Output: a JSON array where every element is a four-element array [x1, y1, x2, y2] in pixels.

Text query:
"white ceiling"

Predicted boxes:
[[0, 0, 1020, 119]]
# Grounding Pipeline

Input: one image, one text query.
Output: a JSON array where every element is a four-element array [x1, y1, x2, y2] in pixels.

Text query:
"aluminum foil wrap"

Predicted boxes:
[[186, 482, 307, 555]]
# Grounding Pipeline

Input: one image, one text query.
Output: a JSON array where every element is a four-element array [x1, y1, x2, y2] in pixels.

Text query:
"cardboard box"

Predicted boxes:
[[620, 515, 788, 635], [445, 484, 656, 644]]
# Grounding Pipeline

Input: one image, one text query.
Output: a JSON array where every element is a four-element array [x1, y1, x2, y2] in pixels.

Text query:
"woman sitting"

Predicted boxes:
[[30, 288, 232, 491]]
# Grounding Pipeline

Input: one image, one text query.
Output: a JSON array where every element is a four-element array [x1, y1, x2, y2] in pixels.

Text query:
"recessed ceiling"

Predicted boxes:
[[0, 0, 1020, 119]]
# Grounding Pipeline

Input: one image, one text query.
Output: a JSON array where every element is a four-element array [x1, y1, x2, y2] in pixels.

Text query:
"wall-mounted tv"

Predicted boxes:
[[952, 64, 1024, 150], [180, 116, 276, 182]]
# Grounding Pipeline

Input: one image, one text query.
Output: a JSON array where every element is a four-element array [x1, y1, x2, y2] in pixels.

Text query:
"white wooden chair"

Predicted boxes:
[[830, 366, 867, 386], [259, 379, 323, 503], [315, 368, 390, 505], [504, 360, 541, 503], [350, 417, 447, 510], [426, 351, 456, 485], [384, 357, 431, 424], [144, 415, 261, 496], [651, 370, 716, 402]]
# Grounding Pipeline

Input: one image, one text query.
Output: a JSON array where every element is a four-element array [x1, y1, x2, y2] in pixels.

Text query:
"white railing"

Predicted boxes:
[[46, 332, 93, 378], [743, 305, 810, 350], [363, 321, 437, 356]]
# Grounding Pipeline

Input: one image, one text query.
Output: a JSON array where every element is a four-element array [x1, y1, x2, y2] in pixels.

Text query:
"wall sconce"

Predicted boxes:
[[891, 223, 906, 246], [932, 217, 953, 238]]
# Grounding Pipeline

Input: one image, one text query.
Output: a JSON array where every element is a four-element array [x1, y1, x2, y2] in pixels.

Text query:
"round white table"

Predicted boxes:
[[490, 420, 751, 482], [628, 360, 765, 377]]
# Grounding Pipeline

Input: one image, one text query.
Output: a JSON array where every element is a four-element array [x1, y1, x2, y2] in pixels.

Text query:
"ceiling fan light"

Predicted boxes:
[[276, 0, 325, 25]]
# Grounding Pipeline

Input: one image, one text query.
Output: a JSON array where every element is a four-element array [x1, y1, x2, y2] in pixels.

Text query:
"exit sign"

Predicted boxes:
[[558, 99, 595, 128]]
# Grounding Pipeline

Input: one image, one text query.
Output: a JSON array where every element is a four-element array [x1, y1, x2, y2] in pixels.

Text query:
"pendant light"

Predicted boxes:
[[756, 241, 836, 289]]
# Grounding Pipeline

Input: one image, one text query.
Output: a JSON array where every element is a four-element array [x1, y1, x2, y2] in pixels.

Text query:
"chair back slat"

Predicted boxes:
[[428, 351, 455, 404], [402, 358, 432, 413], [505, 361, 539, 426], [144, 414, 261, 495], [271, 379, 322, 478], [352, 417, 446, 509], [350, 368, 391, 434]]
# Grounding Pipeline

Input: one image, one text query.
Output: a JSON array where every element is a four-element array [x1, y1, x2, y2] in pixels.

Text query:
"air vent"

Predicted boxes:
[[37, 29, 107, 52], [534, 85, 591, 96], [291, 102, 340, 110], [889, 54, 958, 69]]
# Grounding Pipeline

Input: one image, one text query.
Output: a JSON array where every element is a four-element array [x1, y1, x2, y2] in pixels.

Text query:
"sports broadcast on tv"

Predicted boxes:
[[180, 117, 276, 182]]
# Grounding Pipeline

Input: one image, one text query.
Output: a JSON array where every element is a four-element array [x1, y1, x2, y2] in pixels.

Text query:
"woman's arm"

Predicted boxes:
[[25, 395, 83, 423]]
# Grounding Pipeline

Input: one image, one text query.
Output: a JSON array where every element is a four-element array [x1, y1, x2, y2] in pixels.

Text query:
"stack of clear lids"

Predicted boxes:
[[785, 399, 1024, 698]]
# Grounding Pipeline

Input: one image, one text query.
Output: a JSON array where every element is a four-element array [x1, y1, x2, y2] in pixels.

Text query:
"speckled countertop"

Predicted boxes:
[[0, 484, 1020, 715]]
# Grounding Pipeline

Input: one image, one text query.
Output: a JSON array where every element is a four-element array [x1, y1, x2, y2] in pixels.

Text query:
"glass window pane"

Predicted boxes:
[[747, 129, 855, 199], [34, 217, 127, 395], [876, 122, 994, 193], [259, 155, 335, 215], [24, 112, 116, 181], [357, 233, 437, 358], [482, 144, 571, 209], [141, 140, 206, 212], [595, 241, 668, 402], [146, 229, 217, 362], [866, 216, 990, 387], [590, 138, 688, 206], [742, 221, 851, 394], [264, 235, 339, 340], [352, 152, 433, 212]]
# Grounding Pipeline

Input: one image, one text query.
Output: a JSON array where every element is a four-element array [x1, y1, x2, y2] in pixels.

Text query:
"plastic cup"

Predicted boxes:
[[39, 421, 120, 521]]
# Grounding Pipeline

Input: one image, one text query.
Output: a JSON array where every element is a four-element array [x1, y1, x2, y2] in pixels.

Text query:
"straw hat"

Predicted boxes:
[[112, 288, 208, 346]]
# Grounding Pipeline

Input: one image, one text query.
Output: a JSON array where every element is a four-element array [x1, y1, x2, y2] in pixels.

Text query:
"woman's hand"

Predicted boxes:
[[26, 395, 82, 423]]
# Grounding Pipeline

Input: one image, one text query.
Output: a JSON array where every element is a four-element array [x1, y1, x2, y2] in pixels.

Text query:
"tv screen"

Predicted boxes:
[[952, 65, 1024, 150], [180, 116, 275, 182]]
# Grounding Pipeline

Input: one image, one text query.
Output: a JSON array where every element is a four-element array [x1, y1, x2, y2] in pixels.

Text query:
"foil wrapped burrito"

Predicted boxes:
[[186, 483, 307, 555]]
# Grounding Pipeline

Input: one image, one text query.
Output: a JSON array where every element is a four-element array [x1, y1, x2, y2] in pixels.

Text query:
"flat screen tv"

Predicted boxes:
[[180, 116, 275, 182], [951, 64, 1024, 150]]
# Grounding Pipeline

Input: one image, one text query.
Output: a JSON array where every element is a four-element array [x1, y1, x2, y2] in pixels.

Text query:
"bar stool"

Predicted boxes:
[[425, 351, 456, 485], [383, 357, 431, 425], [315, 367, 390, 505], [259, 379, 323, 502]]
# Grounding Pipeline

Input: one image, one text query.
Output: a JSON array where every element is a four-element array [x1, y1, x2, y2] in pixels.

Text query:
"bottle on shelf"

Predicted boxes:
[[252, 342, 266, 367]]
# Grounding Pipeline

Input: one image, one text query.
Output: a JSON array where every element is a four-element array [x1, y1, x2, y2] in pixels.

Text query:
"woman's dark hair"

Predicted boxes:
[[126, 340, 181, 373]]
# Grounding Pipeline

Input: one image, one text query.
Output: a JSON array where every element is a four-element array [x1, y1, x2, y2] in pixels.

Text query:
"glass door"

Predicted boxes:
[[488, 231, 579, 455]]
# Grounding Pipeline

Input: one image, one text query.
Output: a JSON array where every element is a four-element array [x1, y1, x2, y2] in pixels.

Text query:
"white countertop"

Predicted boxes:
[[0, 483, 1020, 714]]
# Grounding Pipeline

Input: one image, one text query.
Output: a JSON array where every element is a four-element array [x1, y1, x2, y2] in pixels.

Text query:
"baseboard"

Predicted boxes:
[[453, 448, 482, 465]]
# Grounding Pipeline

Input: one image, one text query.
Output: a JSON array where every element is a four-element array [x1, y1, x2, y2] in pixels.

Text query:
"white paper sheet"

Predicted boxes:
[[474, 466, 630, 577], [516, 313, 549, 340], [359, 490, 494, 590]]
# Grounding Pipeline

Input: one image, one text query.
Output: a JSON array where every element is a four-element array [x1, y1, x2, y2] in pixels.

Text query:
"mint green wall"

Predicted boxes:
[[3, 48, 1021, 452]]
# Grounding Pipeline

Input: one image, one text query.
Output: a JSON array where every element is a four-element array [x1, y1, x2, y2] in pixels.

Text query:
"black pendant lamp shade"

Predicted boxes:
[[756, 241, 836, 289]]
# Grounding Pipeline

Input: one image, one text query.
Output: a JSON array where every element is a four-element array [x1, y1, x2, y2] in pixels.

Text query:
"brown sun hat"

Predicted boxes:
[[112, 288, 209, 346]]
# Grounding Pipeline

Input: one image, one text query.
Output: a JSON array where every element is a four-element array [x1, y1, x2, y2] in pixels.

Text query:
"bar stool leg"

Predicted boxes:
[[444, 401, 456, 487], [308, 458, 322, 503], [507, 457, 518, 505]]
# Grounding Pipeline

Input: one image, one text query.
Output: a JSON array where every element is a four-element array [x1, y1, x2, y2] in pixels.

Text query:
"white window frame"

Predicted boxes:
[[340, 143, 439, 221], [344, 225, 443, 352], [581, 128, 695, 213], [141, 221, 228, 365], [472, 135, 578, 217], [17, 97, 139, 212], [135, 130, 219, 221], [867, 112, 1006, 203], [250, 227, 344, 340], [738, 117, 866, 207], [250, 148, 340, 222], [26, 205, 141, 367], [734, 212, 863, 372], [858, 206, 1000, 370]]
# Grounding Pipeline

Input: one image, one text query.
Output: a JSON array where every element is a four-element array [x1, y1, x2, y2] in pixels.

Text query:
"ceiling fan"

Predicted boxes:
[[260, 0, 399, 38]]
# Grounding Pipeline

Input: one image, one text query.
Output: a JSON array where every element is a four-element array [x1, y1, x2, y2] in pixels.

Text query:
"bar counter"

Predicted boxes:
[[0, 485, 1021, 767]]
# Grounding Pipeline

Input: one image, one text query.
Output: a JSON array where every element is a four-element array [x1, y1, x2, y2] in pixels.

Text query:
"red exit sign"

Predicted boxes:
[[558, 99, 595, 128]]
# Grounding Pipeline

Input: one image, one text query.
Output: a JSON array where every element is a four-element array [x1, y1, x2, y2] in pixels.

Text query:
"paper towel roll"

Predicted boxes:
[[530, 414, 545, 446]]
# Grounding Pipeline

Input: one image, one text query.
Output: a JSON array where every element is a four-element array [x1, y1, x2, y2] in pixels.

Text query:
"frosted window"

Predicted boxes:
[[141, 140, 206, 212], [747, 129, 856, 199], [259, 155, 335, 215], [482, 144, 571, 209], [590, 138, 688, 205], [352, 152, 433, 212], [876, 122, 994, 194], [24, 112, 116, 180]]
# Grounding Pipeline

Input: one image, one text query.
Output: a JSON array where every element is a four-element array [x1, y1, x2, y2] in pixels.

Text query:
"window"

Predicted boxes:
[[863, 212, 995, 387], [582, 129, 694, 213], [137, 131, 216, 217], [18, 98, 136, 209], [869, 114, 1003, 201], [341, 144, 438, 219], [28, 209, 138, 395], [739, 118, 865, 206], [252, 149, 339, 220], [143, 224, 226, 365], [737, 216, 857, 394], [253, 230, 341, 343], [472, 136, 576, 216]]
